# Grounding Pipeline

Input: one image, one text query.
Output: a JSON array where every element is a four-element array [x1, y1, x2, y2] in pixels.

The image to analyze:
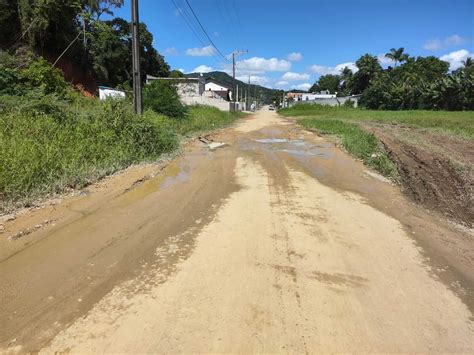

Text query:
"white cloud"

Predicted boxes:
[[423, 34, 468, 51], [440, 49, 474, 71], [236, 75, 269, 85], [291, 83, 312, 91], [164, 47, 178, 56], [186, 45, 216, 57], [178, 68, 185, 73], [377, 53, 395, 66], [275, 81, 289, 87], [236, 57, 291, 72], [310, 62, 358, 75], [287, 52, 302, 61], [281, 72, 310, 81], [192, 65, 213, 73]]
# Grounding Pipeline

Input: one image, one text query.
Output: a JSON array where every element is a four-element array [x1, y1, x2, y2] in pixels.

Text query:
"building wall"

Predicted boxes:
[[176, 81, 200, 97], [205, 82, 231, 92], [290, 95, 361, 107], [181, 95, 230, 111]]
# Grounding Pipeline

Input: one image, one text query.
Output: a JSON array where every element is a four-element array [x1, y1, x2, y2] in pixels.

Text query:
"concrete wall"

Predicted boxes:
[[181, 95, 231, 111], [291, 95, 361, 108]]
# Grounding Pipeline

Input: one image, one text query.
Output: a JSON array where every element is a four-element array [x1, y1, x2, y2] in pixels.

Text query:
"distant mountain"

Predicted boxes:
[[185, 71, 282, 104]]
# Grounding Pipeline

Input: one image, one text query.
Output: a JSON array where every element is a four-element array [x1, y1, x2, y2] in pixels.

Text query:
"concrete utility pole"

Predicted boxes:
[[131, 0, 143, 114], [231, 50, 248, 111]]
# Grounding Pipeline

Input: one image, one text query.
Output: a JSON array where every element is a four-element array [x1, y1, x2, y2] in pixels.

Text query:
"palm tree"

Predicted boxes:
[[385, 47, 409, 67], [462, 57, 473, 68]]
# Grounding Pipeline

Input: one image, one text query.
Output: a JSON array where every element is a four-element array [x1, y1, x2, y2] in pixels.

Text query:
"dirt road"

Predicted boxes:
[[1, 109, 473, 352]]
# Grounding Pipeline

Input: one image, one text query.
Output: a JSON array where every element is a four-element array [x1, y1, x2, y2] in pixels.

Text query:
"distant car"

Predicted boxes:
[[269, 105, 275, 111]]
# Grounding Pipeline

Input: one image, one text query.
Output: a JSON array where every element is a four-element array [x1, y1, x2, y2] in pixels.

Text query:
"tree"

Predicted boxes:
[[143, 80, 187, 118], [169, 70, 185, 78], [318, 74, 340, 93], [350, 54, 382, 94], [339, 66, 354, 95], [462, 57, 473, 67], [385, 47, 409, 67], [86, 18, 169, 87]]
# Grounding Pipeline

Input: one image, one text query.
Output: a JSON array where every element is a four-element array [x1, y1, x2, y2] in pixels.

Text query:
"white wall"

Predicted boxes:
[[181, 96, 230, 111], [205, 82, 231, 92]]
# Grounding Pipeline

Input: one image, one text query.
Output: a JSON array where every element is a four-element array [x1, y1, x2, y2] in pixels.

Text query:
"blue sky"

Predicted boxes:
[[111, 0, 474, 89]]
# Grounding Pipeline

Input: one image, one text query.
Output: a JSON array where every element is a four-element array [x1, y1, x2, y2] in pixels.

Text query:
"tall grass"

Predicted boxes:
[[0, 95, 178, 210], [172, 105, 246, 135], [0, 96, 243, 212], [279, 104, 474, 138]]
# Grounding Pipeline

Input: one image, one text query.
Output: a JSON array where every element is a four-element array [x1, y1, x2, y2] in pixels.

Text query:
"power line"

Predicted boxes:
[[171, 0, 207, 48], [170, 0, 224, 67], [183, 0, 229, 62]]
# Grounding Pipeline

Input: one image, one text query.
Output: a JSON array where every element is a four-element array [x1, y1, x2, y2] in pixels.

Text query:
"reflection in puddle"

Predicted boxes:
[[279, 149, 333, 158], [252, 137, 333, 159], [254, 138, 290, 144]]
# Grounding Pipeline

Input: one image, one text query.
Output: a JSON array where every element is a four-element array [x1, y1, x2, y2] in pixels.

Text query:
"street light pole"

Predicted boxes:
[[131, 0, 143, 114]]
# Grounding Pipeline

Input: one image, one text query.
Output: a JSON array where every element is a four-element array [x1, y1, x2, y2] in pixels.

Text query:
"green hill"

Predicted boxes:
[[185, 71, 282, 105]]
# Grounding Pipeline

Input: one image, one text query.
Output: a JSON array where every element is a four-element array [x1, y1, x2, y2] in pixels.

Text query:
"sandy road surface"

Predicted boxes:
[[1, 109, 473, 352]]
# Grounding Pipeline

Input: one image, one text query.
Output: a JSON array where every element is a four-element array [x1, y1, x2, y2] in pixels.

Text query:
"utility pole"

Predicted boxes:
[[231, 50, 248, 111], [131, 0, 143, 114]]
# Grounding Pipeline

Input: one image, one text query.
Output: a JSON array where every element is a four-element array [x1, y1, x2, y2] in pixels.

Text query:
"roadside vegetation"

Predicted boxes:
[[0, 54, 243, 213], [280, 104, 474, 225], [297, 117, 399, 179], [279, 104, 474, 138], [307, 48, 474, 111]]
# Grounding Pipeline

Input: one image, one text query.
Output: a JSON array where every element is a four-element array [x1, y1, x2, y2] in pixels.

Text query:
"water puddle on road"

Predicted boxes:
[[253, 137, 333, 159], [114, 160, 193, 206]]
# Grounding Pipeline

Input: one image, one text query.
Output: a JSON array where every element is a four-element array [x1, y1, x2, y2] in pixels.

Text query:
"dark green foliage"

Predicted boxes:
[[309, 74, 340, 94], [351, 54, 382, 94], [1, 0, 170, 89], [384, 47, 409, 67], [360, 58, 473, 111], [143, 80, 187, 118], [0, 53, 68, 96]]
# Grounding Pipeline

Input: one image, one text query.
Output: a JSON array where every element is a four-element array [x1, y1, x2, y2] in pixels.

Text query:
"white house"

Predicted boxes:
[[145, 75, 231, 111], [204, 78, 232, 100]]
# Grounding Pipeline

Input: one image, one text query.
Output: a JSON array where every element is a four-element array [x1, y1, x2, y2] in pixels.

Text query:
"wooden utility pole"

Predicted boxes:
[[131, 0, 143, 114]]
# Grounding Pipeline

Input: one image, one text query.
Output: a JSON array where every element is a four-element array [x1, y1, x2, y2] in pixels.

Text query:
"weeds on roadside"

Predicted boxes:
[[279, 104, 474, 138]]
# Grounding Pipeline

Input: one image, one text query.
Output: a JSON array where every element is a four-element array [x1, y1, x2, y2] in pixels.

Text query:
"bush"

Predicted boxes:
[[0, 97, 178, 210], [143, 79, 187, 118], [0, 53, 69, 97], [343, 99, 355, 108]]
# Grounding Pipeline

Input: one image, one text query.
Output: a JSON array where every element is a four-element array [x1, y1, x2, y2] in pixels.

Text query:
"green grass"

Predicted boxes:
[[298, 118, 399, 179], [279, 104, 474, 138], [172, 104, 246, 136], [0, 97, 244, 212]]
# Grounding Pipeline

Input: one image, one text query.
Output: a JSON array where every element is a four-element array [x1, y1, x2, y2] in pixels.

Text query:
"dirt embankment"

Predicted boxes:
[[367, 124, 473, 227]]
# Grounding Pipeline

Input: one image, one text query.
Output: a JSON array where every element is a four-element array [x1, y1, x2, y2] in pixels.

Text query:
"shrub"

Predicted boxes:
[[143, 79, 187, 118], [0, 53, 69, 97]]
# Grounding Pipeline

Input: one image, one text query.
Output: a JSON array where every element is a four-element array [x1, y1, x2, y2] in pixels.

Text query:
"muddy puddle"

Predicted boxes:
[[252, 136, 334, 158]]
